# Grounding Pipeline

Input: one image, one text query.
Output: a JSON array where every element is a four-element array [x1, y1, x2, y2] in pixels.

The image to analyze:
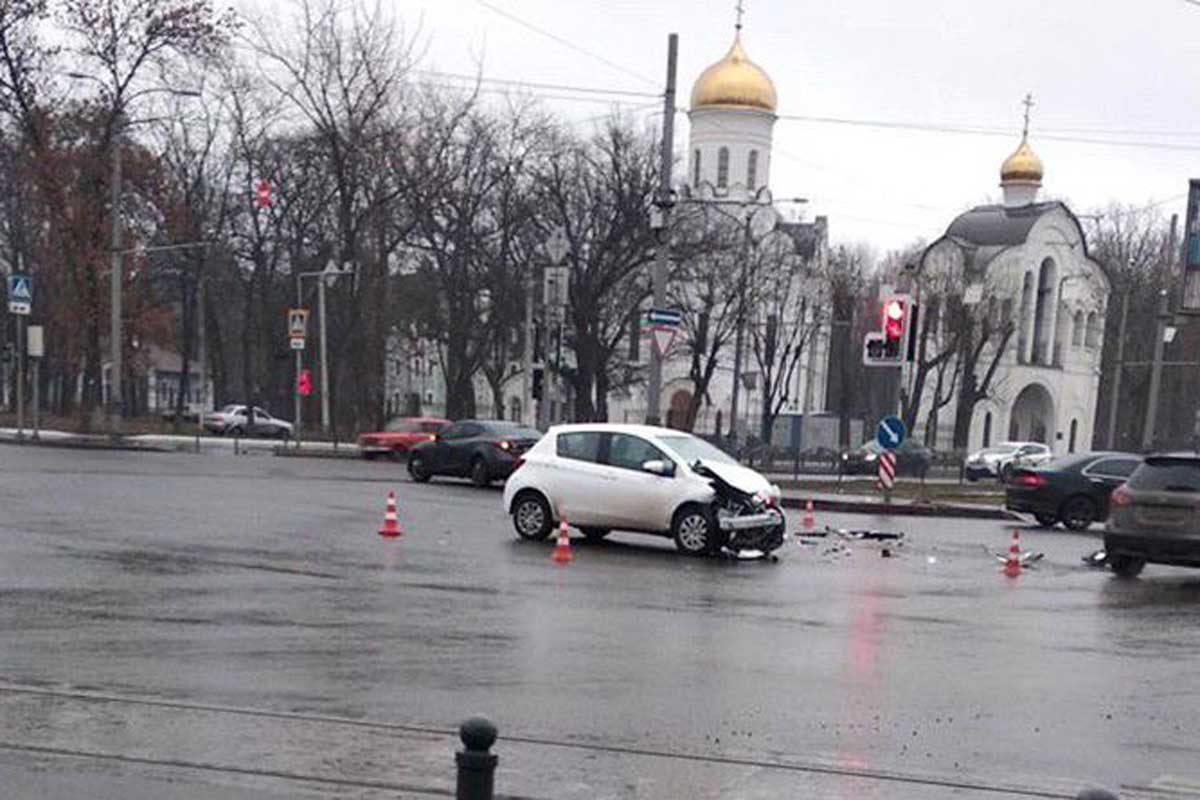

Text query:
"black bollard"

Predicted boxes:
[[456, 716, 498, 800], [1077, 789, 1119, 800]]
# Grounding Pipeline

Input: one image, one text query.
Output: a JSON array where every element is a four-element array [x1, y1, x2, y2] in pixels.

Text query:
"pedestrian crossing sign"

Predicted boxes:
[[7, 273, 32, 315]]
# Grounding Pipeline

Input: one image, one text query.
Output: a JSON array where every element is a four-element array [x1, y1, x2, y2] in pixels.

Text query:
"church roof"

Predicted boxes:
[[943, 201, 1064, 247]]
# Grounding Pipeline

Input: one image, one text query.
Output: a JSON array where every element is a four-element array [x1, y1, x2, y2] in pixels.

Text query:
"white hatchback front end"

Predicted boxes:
[[502, 424, 785, 556]]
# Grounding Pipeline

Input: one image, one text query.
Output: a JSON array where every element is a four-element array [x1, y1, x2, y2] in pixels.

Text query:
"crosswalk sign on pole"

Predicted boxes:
[[7, 273, 33, 315]]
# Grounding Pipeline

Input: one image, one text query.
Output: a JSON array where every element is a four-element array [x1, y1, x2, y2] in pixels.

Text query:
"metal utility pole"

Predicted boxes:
[[1106, 288, 1129, 450], [522, 271, 534, 426], [318, 274, 331, 431], [15, 315, 24, 440], [645, 32, 678, 427], [196, 274, 207, 414], [1142, 289, 1170, 451], [294, 276, 303, 442], [109, 111, 124, 435], [728, 216, 751, 445]]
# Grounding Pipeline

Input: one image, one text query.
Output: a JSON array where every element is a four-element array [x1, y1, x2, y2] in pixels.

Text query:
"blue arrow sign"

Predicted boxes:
[[876, 415, 907, 451]]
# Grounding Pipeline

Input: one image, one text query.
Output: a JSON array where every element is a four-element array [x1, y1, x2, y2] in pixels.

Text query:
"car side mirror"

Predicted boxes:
[[642, 459, 675, 477]]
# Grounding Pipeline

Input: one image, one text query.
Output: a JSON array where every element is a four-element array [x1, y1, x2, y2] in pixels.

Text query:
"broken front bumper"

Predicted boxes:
[[718, 508, 786, 553]]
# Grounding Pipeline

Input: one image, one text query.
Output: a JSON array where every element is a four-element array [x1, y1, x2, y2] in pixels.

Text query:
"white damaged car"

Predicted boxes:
[[501, 424, 785, 556]]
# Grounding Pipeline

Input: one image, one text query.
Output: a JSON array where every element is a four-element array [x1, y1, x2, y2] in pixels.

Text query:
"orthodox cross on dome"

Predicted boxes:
[[1022, 92, 1035, 138], [735, 0, 745, 31]]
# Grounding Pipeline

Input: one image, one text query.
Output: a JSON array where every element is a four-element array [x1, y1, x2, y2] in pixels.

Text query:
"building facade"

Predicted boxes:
[[914, 126, 1110, 453]]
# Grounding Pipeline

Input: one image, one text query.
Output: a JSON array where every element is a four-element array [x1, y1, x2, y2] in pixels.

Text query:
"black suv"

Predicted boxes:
[[1104, 454, 1200, 578]]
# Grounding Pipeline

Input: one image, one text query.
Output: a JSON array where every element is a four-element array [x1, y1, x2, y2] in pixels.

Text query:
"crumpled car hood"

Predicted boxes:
[[694, 459, 773, 497]]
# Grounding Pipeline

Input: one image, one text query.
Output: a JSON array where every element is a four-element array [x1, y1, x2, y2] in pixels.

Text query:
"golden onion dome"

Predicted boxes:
[[1000, 136, 1044, 184], [690, 33, 777, 113]]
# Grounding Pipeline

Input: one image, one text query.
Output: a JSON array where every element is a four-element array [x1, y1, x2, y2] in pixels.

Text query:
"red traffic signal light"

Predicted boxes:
[[255, 178, 273, 209], [297, 369, 313, 397], [883, 298, 907, 344]]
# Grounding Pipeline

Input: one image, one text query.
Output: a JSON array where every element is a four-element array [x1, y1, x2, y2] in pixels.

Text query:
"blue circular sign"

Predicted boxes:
[[876, 416, 907, 451]]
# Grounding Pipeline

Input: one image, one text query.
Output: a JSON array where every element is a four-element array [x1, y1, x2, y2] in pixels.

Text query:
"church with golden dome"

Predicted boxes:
[[913, 98, 1111, 455], [686, 20, 778, 194]]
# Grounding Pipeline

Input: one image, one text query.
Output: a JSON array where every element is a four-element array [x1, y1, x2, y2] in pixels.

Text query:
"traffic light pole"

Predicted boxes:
[[294, 275, 304, 448]]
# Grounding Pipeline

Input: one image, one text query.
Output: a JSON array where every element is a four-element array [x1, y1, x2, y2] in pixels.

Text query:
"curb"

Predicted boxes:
[[272, 447, 361, 460], [780, 495, 1017, 521], [0, 436, 170, 453]]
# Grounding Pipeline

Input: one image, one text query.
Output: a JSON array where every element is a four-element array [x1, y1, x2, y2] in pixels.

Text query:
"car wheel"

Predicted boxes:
[[228, 425, 244, 437], [581, 527, 610, 542], [388, 448, 406, 463], [408, 453, 432, 483], [1059, 496, 1097, 531], [1033, 513, 1058, 528], [1109, 555, 1146, 579], [363, 452, 379, 461], [672, 504, 719, 556], [511, 491, 553, 541], [470, 458, 491, 487], [1000, 463, 1014, 483], [276, 428, 290, 440]]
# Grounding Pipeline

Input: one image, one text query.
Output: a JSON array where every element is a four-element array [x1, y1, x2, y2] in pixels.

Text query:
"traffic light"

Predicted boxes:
[[862, 294, 915, 366], [297, 369, 313, 397], [882, 296, 908, 360], [531, 366, 544, 401], [255, 178, 272, 209]]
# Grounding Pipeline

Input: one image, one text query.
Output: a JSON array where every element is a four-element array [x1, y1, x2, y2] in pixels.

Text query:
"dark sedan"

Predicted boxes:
[[407, 420, 542, 487], [1005, 451, 1142, 531], [840, 439, 932, 478]]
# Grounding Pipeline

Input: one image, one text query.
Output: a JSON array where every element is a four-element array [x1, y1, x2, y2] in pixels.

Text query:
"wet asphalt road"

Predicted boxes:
[[1, 445, 1198, 799]]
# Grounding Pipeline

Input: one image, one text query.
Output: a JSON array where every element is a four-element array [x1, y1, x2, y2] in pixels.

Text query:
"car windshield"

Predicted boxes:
[[979, 446, 1018, 456], [385, 419, 421, 433], [219, 405, 241, 414], [657, 434, 738, 466], [485, 422, 541, 439], [1128, 458, 1200, 493]]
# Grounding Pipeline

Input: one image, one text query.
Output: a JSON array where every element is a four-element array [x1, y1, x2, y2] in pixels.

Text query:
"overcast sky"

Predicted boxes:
[[389, 0, 1200, 251]]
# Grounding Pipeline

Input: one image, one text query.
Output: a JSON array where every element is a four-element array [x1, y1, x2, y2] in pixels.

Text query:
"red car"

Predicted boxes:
[[359, 417, 450, 461]]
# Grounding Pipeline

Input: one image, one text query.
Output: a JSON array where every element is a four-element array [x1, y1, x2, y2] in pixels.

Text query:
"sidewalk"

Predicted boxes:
[[0, 428, 359, 457], [780, 488, 1015, 520]]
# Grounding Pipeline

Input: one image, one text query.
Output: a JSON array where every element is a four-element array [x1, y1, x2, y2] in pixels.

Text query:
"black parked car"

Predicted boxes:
[[407, 420, 542, 487], [1005, 451, 1142, 531], [840, 439, 933, 478]]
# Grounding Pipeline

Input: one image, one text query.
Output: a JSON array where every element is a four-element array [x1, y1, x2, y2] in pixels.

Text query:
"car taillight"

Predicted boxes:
[[1013, 473, 1045, 489], [512, 457, 526, 471], [1111, 487, 1132, 507]]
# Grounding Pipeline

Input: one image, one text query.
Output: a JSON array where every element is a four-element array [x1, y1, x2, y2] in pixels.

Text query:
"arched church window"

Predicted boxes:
[[747, 150, 759, 190], [693, 149, 701, 186], [1085, 312, 1099, 348], [1072, 311, 1084, 346], [983, 412, 993, 447], [717, 147, 729, 188]]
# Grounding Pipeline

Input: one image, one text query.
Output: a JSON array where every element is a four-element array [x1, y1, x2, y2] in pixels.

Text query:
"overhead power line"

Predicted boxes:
[[415, 70, 660, 100], [772, 112, 1200, 153], [471, 0, 658, 87]]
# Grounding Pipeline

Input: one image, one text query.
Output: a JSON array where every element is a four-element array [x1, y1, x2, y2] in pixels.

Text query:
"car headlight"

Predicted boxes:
[[865, 453, 878, 462], [769, 483, 782, 499]]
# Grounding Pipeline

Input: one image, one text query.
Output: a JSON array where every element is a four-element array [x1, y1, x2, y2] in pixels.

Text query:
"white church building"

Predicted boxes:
[[609, 21, 832, 438], [914, 120, 1110, 454]]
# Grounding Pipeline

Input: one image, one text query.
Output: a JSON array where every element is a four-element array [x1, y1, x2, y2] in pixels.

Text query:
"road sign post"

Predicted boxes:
[[28, 325, 42, 441], [288, 308, 309, 447], [876, 415, 906, 503], [8, 274, 33, 441]]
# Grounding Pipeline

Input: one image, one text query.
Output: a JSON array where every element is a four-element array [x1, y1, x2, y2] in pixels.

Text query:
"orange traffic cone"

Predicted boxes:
[[552, 519, 573, 564], [379, 490, 402, 538], [1003, 530, 1022, 578], [802, 500, 815, 531]]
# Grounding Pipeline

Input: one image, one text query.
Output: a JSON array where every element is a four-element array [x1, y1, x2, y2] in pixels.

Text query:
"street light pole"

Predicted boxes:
[[109, 109, 124, 434], [1142, 289, 1170, 451], [319, 273, 331, 431], [645, 32, 678, 427], [1106, 287, 1129, 450]]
